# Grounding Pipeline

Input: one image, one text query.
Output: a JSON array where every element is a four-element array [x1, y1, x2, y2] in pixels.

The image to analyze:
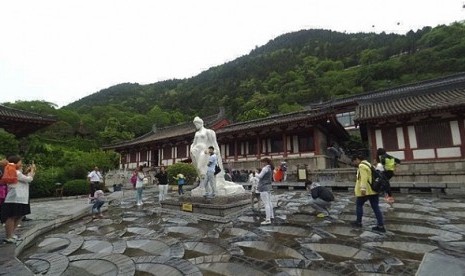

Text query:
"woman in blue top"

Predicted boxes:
[[256, 158, 275, 225]]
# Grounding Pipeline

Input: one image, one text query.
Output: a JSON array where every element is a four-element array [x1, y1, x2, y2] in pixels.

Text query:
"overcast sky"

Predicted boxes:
[[0, 0, 464, 107]]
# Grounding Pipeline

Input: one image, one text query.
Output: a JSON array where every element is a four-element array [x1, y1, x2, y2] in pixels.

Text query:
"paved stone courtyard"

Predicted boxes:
[[15, 188, 465, 275]]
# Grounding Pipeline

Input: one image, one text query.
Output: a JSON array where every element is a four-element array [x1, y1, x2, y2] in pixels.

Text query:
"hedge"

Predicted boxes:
[[166, 163, 197, 185], [63, 179, 89, 196]]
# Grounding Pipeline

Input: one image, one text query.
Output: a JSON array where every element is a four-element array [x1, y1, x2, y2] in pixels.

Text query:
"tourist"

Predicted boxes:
[[174, 173, 186, 195], [0, 159, 8, 225], [134, 165, 145, 206], [249, 169, 261, 210], [377, 148, 400, 204], [305, 181, 334, 218], [203, 146, 218, 198], [224, 168, 232, 182], [87, 166, 103, 199], [1, 155, 35, 243], [327, 143, 341, 168], [91, 189, 105, 219], [280, 161, 288, 181], [155, 166, 168, 202], [257, 157, 275, 225], [351, 154, 385, 233]]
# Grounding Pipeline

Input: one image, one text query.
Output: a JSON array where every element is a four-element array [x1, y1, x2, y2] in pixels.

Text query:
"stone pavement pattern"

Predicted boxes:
[[2, 187, 465, 275]]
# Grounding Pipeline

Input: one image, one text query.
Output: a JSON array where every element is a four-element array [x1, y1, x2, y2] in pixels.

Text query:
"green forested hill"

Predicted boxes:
[[2, 23, 465, 197], [9, 23, 465, 145]]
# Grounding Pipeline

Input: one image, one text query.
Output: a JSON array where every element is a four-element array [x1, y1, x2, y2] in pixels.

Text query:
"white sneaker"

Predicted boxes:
[[260, 220, 271, 225]]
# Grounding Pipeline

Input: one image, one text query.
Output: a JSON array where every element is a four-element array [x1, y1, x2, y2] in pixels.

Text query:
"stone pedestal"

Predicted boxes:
[[160, 193, 250, 218]]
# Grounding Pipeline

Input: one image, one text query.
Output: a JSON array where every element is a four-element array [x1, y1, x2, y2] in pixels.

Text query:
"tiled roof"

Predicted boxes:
[[216, 109, 329, 134], [0, 105, 57, 123], [104, 112, 226, 149], [355, 87, 465, 123], [332, 72, 465, 108], [0, 105, 57, 137]]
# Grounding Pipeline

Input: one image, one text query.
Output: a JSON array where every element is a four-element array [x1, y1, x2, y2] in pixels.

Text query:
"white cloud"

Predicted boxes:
[[0, 0, 463, 107]]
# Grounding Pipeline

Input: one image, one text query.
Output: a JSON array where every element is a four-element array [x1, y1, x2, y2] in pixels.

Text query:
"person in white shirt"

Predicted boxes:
[[91, 190, 105, 219], [87, 166, 103, 198], [204, 146, 218, 198], [134, 165, 145, 206], [249, 169, 261, 210], [1, 156, 35, 243], [256, 158, 275, 225]]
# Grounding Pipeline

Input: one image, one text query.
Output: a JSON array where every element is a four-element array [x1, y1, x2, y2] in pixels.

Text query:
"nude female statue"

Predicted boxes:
[[190, 116, 245, 196]]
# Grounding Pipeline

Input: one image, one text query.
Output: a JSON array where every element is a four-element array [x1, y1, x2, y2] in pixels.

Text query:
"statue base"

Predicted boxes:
[[160, 193, 251, 220], [190, 180, 246, 197]]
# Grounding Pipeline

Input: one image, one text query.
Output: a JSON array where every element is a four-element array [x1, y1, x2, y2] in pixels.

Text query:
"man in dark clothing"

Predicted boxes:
[[305, 181, 334, 217], [155, 166, 168, 202], [327, 144, 341, 168]]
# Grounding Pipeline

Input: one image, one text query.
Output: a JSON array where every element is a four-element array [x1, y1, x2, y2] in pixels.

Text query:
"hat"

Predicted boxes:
[[310, 182, 321, 190]]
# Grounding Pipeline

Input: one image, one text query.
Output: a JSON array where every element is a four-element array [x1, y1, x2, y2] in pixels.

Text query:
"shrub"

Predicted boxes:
[[30, 167, 66, 198], [63, 179, 89, 196], [166, 163, 197, 185]]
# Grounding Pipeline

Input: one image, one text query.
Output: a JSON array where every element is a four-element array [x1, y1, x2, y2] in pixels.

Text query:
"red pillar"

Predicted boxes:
[[402, 125, 413, 161], [458, 117, 465, 158], [282, 132, 288, 157]]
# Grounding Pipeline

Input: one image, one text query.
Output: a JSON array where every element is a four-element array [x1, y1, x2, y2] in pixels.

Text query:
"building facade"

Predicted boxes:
[[105, 73, 465, 185], [105, 108, 349, 173]]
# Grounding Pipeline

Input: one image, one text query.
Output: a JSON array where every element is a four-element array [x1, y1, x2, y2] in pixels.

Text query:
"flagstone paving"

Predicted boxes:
[[10, 189, 465, 275]]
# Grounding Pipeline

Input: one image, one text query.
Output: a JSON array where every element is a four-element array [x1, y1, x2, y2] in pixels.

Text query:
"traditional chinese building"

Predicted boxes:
[[215, 109, 348, 171], [0, 105, 57, 137], [105, 73, 465, 186], [104, 108, 348, 172], [103, 111, 230, 169], [354, 73, 465, 184]]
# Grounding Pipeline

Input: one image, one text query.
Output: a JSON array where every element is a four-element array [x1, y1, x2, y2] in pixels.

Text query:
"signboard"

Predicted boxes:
[[298, 169, 307, 181], [182, 203, 193, 212]]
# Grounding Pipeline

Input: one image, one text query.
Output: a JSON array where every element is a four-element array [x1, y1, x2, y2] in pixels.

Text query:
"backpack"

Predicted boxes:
[[130, 174, 137, 186], [0, 163, 18, 185], [214, 164, 221, 175], [360, 161, 389, 194]]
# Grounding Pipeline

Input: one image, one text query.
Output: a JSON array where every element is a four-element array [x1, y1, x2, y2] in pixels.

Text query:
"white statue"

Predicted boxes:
[[190, 116, 245, 196]]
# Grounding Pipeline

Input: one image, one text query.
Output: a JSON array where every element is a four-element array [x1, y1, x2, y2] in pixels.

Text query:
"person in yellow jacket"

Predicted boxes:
[[351, 155, 386, 233]]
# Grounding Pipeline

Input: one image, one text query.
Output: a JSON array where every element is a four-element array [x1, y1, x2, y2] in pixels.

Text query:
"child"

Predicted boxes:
[[249, 169, 261, 210], [91, 190, 105, 219], [174, 174, 186, 195], [375, 162, 394, 205]]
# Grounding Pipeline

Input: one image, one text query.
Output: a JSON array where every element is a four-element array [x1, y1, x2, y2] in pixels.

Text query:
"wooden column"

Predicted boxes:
[[282, 131, 288, 157], [402, 125, 413, 161], [256, 133, 261, 159], [458, 116, 465, 158], [314, 128, 320, 155], [234, 136, 238, 161]]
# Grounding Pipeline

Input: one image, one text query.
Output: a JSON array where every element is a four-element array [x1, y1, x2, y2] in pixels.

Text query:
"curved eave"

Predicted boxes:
[[355, 105, 465, 124]]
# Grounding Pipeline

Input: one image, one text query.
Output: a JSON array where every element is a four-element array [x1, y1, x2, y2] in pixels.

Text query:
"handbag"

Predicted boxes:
[[214, 164, 221, 175]]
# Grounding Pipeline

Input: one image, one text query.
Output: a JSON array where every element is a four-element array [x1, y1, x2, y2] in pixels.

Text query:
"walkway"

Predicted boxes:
[[1, 185, 465, 275]]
